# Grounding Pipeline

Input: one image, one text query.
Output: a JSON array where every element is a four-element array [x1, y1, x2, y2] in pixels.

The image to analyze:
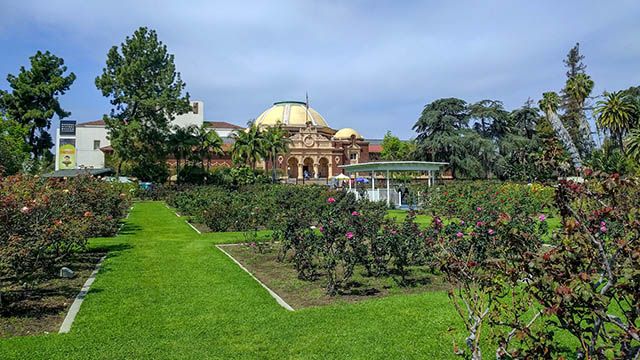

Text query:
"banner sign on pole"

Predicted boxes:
[[58, 139, 77, 170]]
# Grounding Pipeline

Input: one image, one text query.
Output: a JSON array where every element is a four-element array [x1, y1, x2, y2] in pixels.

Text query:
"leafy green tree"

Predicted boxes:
[[95, 27, 191, 182], [586, 140, 635, 174], [595, 91, 638, 153], [261, 124, 290, 183], [0, 51, 75, 159], [539, 91, 583, 170], [560, 43, 595, 156], [413, 98, 469, 177], [231, 123, 265, 170], [380, 131, 415, 160], [468, 99, 510, 139], [451, 129, 496, 179], [0, 116, 29, 175], [509, 99, 540, 139]]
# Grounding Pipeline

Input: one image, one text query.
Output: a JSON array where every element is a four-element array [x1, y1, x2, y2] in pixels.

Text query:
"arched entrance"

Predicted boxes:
[[318, 157, 329, 178], [303, 157, 314, 179], [287, 157, 299, 179]]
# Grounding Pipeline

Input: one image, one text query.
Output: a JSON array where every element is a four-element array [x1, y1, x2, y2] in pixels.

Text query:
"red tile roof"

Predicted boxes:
[[205, 121, 243, 129], [368, 144, 383, 153], [78, 120, 106, 126]]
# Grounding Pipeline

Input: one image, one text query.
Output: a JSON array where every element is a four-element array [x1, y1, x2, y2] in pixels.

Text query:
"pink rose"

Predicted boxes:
[[351, 211, 360, 216], [538, 214, 546, 222], [488, 229, 495, 235], [20, 206, 30, 214], [476, 221, 484, 227], [456, 232, 464, 238], [346, 231, 354, 239], [319, 226, 324, 233], [327, 197, 336, 203], [600, 225, 607, 233], [476, 207, 482, 212]]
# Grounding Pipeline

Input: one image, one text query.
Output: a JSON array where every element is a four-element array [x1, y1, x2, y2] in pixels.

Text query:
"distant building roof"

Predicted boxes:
[[340, 161, 447, 173], [369, 144, 383, 153], [205, 121, 243, 129], [78, 120, 106, 126], [43, 168, 114, 178]]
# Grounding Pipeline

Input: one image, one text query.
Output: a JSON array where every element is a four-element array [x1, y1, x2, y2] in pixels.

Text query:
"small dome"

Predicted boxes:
[[333, 128, 363, 140], [255, 101, 329, 128]]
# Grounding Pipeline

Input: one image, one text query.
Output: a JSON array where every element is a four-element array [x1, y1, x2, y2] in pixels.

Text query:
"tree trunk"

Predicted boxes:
[[27, 125, 40, 159], [546, 109, 583, 170], [271, 153, 277, 183], [578, 112, 594, 155], [175, 156, 181, 183]]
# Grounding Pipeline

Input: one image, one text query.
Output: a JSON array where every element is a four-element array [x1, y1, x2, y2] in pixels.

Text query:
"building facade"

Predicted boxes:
[[55, 100, 381, 178], [252, 101, 377, 179]]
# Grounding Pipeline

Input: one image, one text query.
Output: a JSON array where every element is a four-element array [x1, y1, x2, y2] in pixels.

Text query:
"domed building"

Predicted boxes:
[[253, 101, 378, 180]]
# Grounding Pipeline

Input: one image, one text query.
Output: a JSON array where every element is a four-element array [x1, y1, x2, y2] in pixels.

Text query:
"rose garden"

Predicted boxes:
[[2, 17, 640, 360], [1, 172, 638, 359]]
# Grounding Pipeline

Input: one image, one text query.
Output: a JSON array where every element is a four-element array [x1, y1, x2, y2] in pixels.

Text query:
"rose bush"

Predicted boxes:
[[0, 174, 131, 307], [426, 173, 640, 359], [419, 181, 556, 220]]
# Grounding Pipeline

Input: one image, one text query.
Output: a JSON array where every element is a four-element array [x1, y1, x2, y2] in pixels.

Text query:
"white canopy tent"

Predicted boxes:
[[338, 161, 448, 206]]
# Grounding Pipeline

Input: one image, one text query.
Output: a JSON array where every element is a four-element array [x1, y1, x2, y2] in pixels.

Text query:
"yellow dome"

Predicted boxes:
[[333, 127, 363, 140], [255, 101, 329, 128]]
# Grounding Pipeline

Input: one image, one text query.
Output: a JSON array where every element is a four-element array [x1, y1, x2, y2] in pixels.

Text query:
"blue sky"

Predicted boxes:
[[1, 0, 639, 139]]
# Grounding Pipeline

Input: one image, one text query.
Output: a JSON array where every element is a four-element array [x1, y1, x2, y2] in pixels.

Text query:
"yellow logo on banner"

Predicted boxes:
[[58, 139, 77, 170]]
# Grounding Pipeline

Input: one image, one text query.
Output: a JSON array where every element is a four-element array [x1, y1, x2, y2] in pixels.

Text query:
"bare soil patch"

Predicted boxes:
[[0, 251, 105, 337]]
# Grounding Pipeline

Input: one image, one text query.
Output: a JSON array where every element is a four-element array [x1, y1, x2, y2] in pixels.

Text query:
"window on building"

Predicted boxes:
[[192, 102, 199, 114], [349, 153, 357, 160], [93, 140, 101, 150]]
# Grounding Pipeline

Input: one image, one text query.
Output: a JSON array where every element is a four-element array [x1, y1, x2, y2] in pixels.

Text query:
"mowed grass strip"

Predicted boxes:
[[0, 201, 465, 359]]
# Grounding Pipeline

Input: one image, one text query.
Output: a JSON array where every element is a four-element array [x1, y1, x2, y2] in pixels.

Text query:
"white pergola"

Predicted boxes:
[[339, 161, 448, 206]]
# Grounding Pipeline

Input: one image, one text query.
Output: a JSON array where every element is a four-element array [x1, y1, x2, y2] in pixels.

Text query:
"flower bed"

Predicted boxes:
[[418, 181, 556, 219], [0, 175, 132, 310]]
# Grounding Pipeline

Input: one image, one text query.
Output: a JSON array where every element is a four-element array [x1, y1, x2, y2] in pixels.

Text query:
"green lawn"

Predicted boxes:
[[386, 209, 562, 241], [0, 201, 465, 359], [386, 209, 433, 227]]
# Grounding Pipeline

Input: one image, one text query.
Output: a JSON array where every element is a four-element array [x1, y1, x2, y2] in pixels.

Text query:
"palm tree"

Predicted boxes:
[[261, 125, 290, 183], [195, 125, 223, 172], [595, 91, 637, 153], [168, 124, 198, 180], [539, 91, 583, 169], [565, 73, 595, 153], [231, 123, 265, 170], [624, 129, 640, 163]]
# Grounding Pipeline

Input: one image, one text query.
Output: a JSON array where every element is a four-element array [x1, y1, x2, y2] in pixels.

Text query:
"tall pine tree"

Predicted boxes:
[[561, 43, 595, 158], [95, 27, 191, 182]]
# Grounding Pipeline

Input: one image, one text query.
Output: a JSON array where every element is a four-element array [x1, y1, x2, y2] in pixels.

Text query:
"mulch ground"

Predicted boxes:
[[222, 243, 448, 309], [0, 252, 105, 338]]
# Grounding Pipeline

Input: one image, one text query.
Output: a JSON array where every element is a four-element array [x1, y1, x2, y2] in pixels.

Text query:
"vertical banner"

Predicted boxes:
[[58, 138, 77, 170]]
